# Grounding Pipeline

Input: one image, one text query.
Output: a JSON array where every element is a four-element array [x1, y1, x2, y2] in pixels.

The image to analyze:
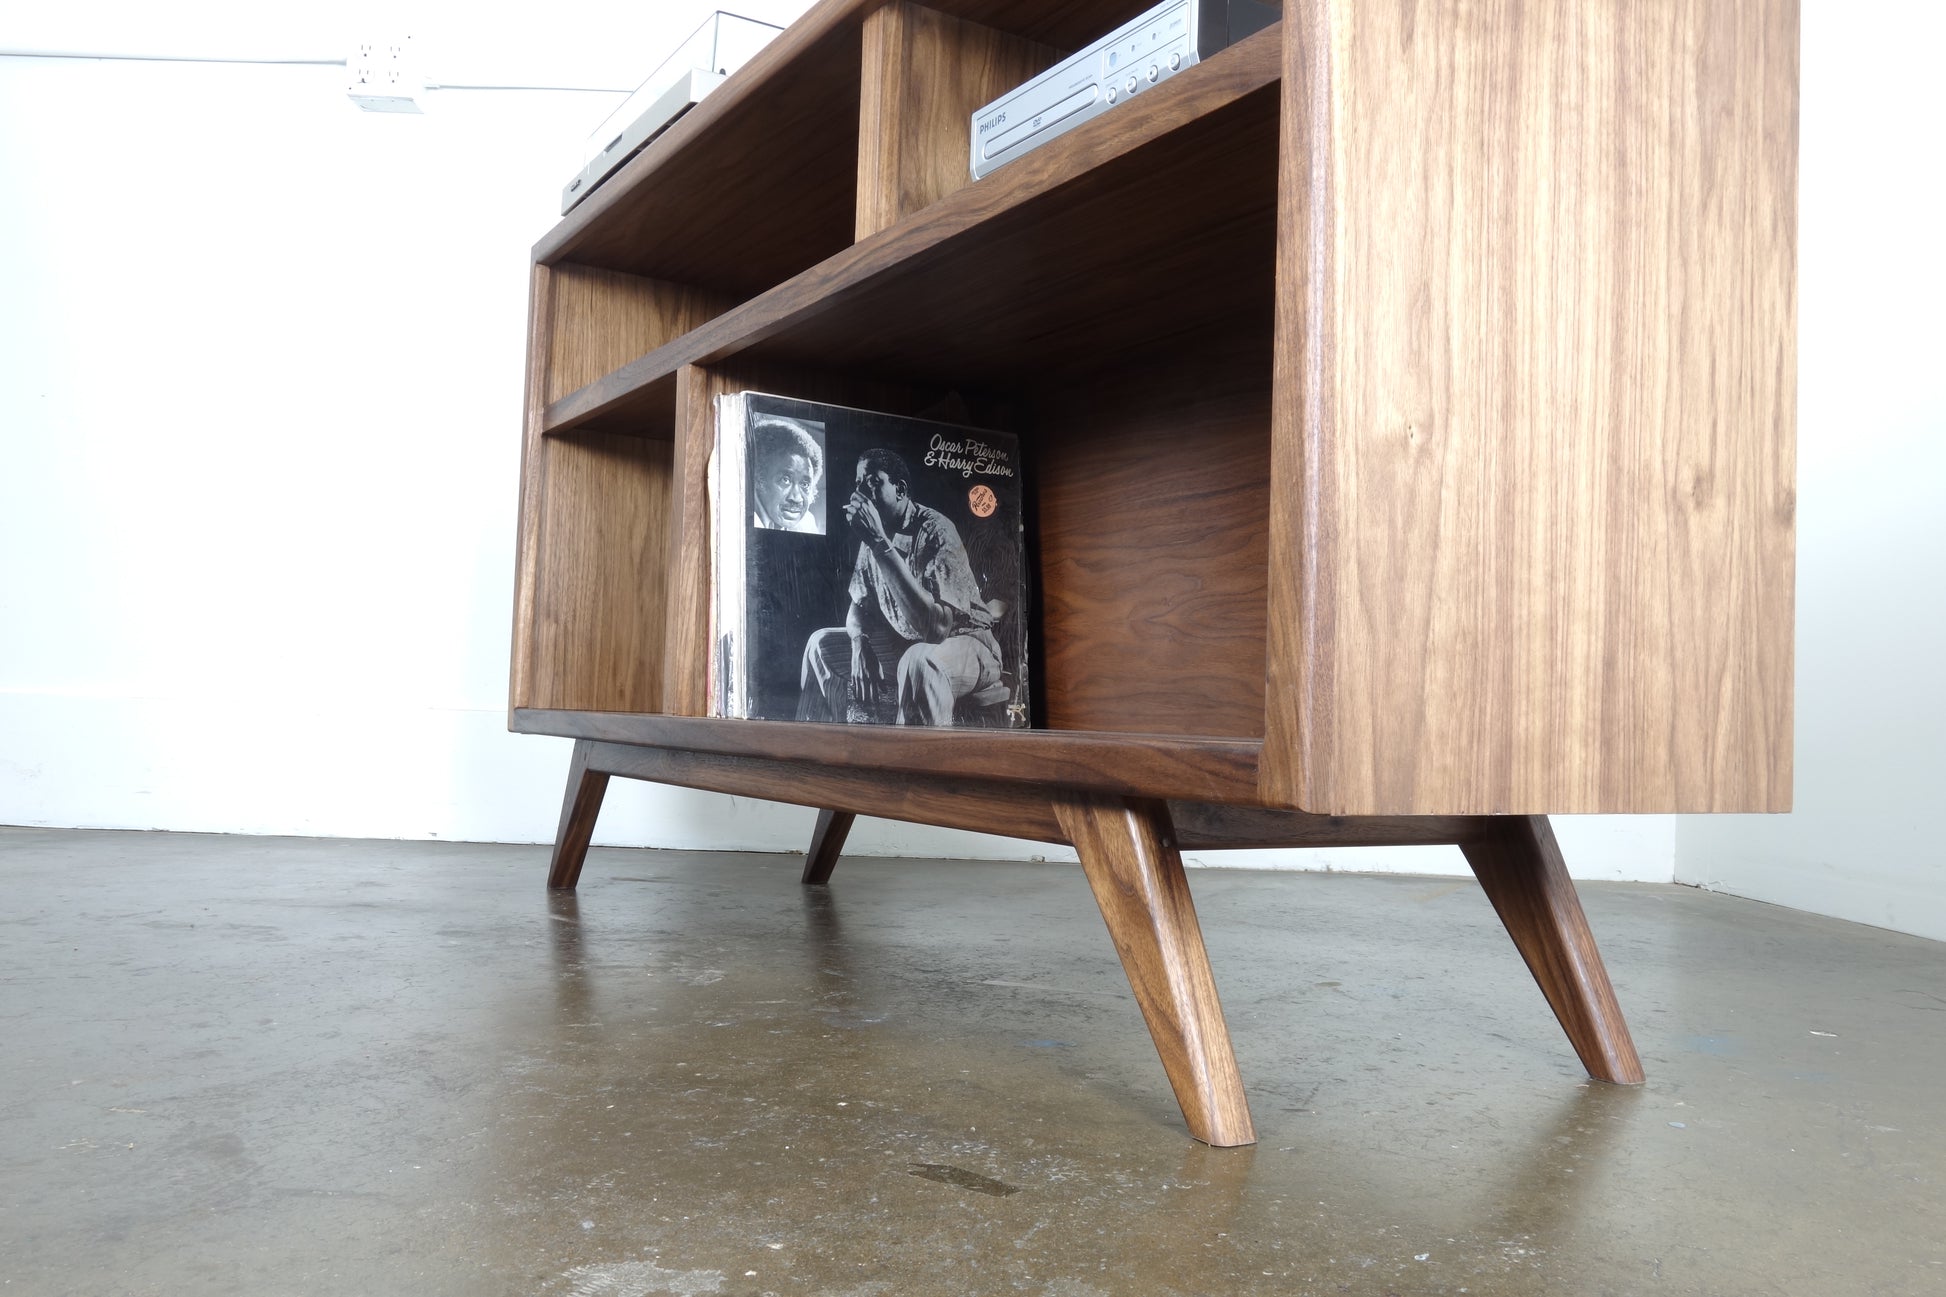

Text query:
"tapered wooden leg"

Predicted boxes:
[[1460, 815, 1645, 1084], [1054, 794, 1256, 1147], [801, 809, 854, 885], [547, 740, 611, 891]]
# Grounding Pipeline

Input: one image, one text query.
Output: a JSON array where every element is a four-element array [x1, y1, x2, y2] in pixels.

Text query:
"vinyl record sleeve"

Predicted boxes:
[[709, 392, 1031, 728]]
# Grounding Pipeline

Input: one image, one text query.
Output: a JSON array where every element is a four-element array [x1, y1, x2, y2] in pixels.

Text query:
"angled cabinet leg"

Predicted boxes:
[[802, 809, 855, 885], [1054, 794, 1256, 1147], [1460, 816, 1646, 1084], [547, 740, 611, 891]]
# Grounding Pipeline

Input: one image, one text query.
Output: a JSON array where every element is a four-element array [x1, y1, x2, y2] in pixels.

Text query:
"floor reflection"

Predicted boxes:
[[546, 888, 593, 1024], [1482, 1081, 1643, 1238]]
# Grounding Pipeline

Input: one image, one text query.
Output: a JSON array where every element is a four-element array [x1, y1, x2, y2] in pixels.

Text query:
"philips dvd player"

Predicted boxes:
[[969, 0, 1279, 180]]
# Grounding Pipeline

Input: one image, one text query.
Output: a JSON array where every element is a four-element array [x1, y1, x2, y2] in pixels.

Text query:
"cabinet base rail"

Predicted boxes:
[[545, 738, 1645, 1147]]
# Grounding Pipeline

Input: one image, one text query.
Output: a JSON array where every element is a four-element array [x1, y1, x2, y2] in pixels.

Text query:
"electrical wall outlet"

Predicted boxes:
[[347, 37, 423, 113]]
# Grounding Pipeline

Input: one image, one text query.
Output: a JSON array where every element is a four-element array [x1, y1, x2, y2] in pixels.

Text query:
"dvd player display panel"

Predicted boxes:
[[970, 0, 1200, 180], [980, 85, 1101, 162]]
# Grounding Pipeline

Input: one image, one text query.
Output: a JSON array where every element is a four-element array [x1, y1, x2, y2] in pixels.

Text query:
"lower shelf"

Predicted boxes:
[[511, 707, 1270, 806]]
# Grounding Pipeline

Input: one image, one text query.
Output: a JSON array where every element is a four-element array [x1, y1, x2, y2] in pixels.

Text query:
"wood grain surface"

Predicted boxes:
[[515, 708, 1266, 805], [537, 8, 859, 293], [544, 267, 736, 407], [1459, 816, 1645, 1084], [509, 263, 557, 712], [1055, 794, 1256, 1146], [524, 432, 673, 714], [917, 1, 1168, 49], [546, 740, 611, 890], [1167, 802, 1489, 850], [1033, 341, 1272, 739], [581, 741, 1070, 843], [1264, 0, 1798, 814], [515, 270, 691, 718], [665, 366, 720, 716], [801, 808, 855, 884], [858, 3, 1053, 239]]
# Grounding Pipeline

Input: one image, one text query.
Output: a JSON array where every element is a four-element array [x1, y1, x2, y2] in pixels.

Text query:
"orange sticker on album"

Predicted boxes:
[[968, 484, 997, 517]]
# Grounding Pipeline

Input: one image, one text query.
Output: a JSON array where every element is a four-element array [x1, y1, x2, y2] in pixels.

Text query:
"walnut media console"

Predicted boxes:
[[511, 0, 1798, 1146]]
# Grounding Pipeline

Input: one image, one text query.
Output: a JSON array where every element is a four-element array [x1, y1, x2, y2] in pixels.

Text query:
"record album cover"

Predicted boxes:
[[710, 392, 1031, 728]]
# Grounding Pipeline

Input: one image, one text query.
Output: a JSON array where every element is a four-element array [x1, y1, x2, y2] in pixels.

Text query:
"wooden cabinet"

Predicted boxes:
[[511, 0, 1797, 1145]]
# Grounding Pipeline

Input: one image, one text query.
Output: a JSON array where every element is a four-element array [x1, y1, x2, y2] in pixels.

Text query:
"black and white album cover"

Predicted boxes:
[[710, 391, 1030, 728]]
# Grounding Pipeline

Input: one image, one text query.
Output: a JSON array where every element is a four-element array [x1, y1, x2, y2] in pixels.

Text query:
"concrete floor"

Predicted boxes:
[[2, 827, 1942, 1296]]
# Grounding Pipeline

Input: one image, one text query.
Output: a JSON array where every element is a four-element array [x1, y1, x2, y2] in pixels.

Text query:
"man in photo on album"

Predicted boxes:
[[797, 448, 1003, 725], [748, 414, 824, 534]]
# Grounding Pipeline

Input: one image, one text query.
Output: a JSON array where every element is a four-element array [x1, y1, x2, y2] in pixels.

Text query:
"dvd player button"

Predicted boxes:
[[1147, 64, 1159, 83], [1170, 52, 1182, 72], [1105, 86, 1117, 104], [1126, 75, 1138, 95]]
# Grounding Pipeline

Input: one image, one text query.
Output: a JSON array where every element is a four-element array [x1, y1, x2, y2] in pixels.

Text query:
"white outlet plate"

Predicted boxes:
[[348, 36, 423, 113]]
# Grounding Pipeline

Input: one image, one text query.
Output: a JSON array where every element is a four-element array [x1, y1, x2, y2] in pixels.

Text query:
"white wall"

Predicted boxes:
[[15, 0, 1853, 889], [1675, 2, 1946, 942]]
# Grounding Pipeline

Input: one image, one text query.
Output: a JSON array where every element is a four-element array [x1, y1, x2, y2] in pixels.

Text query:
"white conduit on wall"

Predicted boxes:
[[0, 48, 630, 93]]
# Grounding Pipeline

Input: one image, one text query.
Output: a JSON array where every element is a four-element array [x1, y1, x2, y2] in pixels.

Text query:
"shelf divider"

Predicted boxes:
[[857, 1, 1054, 239], [665, 365, 725, 716]]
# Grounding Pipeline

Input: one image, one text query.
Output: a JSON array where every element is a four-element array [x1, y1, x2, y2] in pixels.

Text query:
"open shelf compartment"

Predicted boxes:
[[538, 21, 1282, 439]]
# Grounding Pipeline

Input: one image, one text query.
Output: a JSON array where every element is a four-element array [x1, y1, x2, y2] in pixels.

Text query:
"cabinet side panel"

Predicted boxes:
[[1276, 0, 1797, 814], [545, 266, 737, 408], [528, 433, 672, 715], [857, 2, 1055, 239], [1262, 4, 1330, 808], [1035, 348, 1272, 739], [511, 264, 556, 714]]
